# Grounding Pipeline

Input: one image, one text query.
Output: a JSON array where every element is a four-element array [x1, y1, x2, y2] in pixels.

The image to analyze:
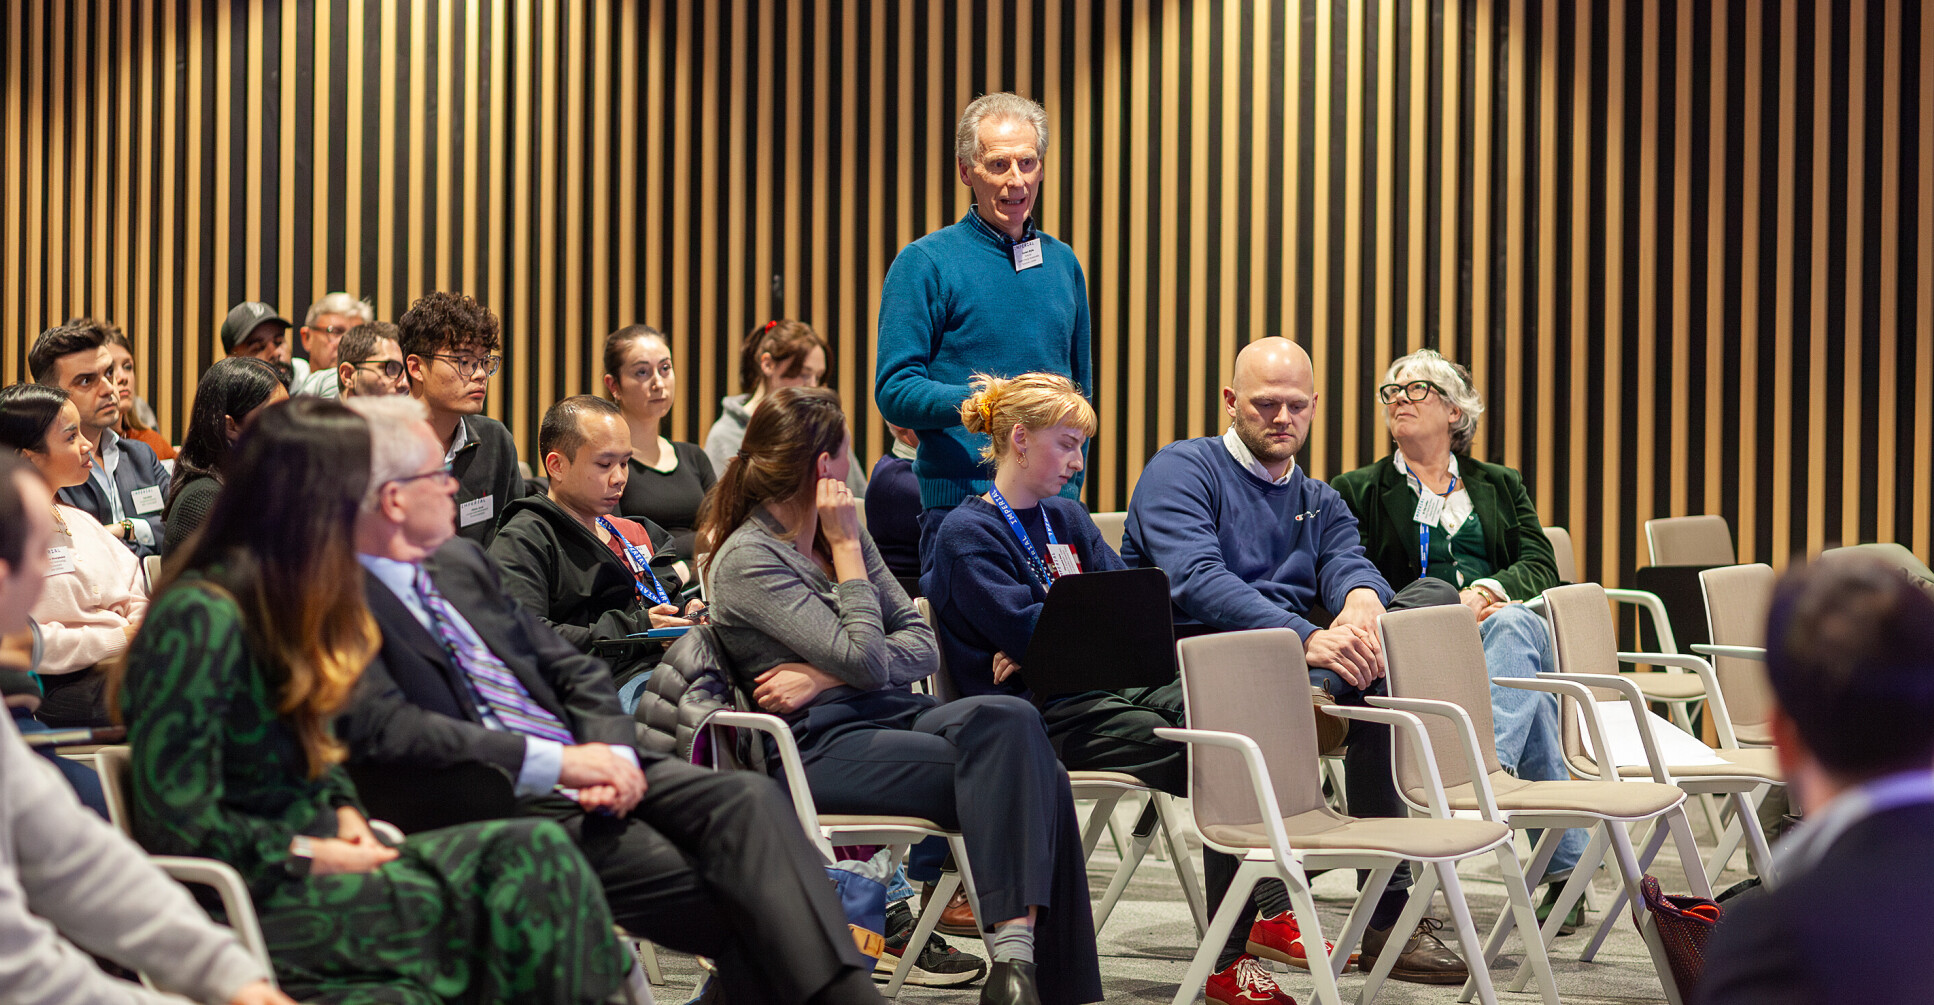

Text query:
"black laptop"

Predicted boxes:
[[1018, 567, 1178, 698]]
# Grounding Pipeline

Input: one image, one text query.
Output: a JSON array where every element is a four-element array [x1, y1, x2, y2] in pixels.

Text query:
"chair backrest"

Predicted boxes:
[[1543, 526, 1579, 584], [1645, 515, 1736, 567], [1090, 511, 1128, 556], [1381, 605, 1505, 801], [1174, 629, 1333, 831], [914, 598, 962, 704], [1819, 543, 1934, 583], [1541, 583, 1634, 763], [1699, 563, 1778, 745], [96, 744, 135, 833]]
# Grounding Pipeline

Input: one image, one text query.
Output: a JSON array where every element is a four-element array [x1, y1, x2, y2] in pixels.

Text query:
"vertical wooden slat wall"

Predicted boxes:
[[2, 0, 1930, 588]]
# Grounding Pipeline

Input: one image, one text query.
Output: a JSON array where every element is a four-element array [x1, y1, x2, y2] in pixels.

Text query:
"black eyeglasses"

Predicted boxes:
[[429, 353, 503, 379], [1377, 380, 1444, 404], [348, 359, 406, 379], [386, 463, 455, 489]]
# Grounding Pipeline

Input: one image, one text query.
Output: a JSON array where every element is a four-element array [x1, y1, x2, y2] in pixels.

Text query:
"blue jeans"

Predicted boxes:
[[1480, 604, 1588, 876], [12, 709, 108, 819]]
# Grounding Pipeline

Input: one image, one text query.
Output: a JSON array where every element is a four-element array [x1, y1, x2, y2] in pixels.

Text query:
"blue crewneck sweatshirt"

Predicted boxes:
[[875, 209, 1093, 508], [923, 495, 1125, 698], [1120, 436, 1392, 639]]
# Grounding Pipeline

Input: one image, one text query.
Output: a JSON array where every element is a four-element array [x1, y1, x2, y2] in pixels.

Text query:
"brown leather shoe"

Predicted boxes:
[[1357, 917, 1469, 984], [923, 882, 980, 938]]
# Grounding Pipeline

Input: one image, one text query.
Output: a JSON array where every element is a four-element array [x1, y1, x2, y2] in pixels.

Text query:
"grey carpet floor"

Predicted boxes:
[[639, 805, 1752, 1004]]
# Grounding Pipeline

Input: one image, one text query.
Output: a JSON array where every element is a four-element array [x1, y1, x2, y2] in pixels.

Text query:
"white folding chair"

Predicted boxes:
[[1159, 628, 1560, 1005], [703, 710, 982, 998]]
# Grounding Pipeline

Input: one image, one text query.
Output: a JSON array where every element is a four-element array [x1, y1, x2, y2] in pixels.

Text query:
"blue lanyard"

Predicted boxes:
[[1416, 474, 1458, 580], [598, 516, 671, 607], [987, 487, 1060, 587]]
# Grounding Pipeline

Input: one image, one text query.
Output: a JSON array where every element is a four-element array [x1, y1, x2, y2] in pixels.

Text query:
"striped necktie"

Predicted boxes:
[[413, 567, 577, 745]]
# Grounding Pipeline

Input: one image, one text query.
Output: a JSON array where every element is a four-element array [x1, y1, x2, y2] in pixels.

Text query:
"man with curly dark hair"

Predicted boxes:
[[397, 292, 526, 546]]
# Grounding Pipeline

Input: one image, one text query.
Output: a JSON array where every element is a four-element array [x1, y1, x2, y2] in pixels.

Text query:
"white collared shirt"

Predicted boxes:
[[88, 427, 125, 524], [442, 416, 471, 466], [1222, 427, 1298, 486]]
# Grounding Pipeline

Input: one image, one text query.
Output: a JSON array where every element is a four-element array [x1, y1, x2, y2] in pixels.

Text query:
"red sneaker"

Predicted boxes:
[[1205, 955, 1298, 1005], [1246, 911, 1358, 971]]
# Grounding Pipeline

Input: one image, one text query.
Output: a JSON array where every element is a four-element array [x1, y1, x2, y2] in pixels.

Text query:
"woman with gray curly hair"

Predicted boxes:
[[1332, 349, 1588, 920]]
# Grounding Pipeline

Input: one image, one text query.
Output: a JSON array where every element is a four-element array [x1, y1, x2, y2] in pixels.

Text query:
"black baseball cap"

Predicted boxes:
[[219, 301, 292, 353]]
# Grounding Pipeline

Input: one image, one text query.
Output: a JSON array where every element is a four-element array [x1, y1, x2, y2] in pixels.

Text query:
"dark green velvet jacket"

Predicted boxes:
[[1331, 453, 1560, 602]]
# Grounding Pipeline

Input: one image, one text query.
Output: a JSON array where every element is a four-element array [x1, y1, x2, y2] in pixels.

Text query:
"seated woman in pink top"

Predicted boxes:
[[0, 383, 147, 727]]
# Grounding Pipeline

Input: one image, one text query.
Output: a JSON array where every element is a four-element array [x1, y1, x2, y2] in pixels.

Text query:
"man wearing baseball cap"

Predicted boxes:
[[218, 301, 296, 387]]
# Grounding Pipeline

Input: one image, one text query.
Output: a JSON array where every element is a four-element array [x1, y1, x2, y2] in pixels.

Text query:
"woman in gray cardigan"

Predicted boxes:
[[699, 386, 1100, 1005]]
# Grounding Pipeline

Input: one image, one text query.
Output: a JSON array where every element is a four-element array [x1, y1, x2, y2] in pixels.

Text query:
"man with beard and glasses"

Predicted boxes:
[[1121, 337, 1472, 997]]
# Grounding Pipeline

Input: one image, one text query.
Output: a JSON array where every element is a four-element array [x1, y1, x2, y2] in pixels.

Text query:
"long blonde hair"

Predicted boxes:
[[958, 372, 1096, 463]]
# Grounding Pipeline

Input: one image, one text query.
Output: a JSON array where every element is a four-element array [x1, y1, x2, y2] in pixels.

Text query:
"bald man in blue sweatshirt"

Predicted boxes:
[[1122, 337, 1469, 985]]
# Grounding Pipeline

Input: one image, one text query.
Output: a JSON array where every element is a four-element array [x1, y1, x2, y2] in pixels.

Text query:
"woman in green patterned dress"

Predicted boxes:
[[118, 397, 629, 1005]]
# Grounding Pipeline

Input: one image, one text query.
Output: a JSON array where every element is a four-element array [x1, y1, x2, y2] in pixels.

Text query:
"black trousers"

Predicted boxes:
[[34, 667, 112, 728], [526, 757, 874, 1005], [800, 693, 1103, 1005]]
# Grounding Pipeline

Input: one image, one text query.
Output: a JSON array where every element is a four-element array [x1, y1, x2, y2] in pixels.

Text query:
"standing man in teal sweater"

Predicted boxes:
[[875, 92, 1093, 571]]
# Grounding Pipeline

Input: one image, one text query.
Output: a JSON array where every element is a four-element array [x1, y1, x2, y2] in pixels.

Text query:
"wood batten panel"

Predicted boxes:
[[2, 0, 1929, 583]]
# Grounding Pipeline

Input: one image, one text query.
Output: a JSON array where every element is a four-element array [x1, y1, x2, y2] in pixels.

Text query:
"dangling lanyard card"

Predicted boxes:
[[599, 516, 671, 607], [1413, 475, 1456, 578], [988, 488, 1061, 586]]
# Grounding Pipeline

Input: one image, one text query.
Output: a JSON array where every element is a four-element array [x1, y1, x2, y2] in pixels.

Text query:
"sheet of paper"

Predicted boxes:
[[1578, 699, 1730, 767]]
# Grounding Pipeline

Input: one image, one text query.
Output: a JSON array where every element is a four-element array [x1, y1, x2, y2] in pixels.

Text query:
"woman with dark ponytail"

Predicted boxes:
[[698, 385, 1101, 1005]]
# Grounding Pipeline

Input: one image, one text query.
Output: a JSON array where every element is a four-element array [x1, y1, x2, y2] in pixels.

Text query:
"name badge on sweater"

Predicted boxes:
[[1047, 543, 1082, 577], [1011, 238, 1043, 272], [131, 485, 165, 515], [46, 547, 74, 576], [459, 496, 494, 528], [1412, 492, 1445, 526]]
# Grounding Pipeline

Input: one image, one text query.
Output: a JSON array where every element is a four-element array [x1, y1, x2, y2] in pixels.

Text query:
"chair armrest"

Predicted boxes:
[[1495, 677, 1627, 783], [1357, 697, 1497, 818], [1540, 672, 1676, 784], [1152, 727, 1299, 861], [1690, 643, 1766, 663], [703, 711, 826, 849], [1624, 651, 1740, 747], [152, 856, 273, 975], [1325, 704, 1456, 819], [1603, 587, 1679, 653]]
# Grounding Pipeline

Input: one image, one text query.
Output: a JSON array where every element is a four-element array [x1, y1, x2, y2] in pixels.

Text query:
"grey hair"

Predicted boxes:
[[1386, 347, 1484, 454], [342, 394, 433, 512], [955, 92, 1050, 164], [305, 292, 375, 326]]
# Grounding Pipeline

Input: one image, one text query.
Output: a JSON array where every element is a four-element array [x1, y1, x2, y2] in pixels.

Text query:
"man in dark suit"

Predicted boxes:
[[1696, 557, 1934, 1005], [336, 395, 882, 1005]]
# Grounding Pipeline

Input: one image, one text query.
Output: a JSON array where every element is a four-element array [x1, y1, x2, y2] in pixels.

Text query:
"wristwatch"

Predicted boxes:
[[120, 518, 134, 539]]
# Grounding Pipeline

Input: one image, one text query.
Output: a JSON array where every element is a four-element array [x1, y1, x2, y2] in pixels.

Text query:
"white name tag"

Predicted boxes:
[[1011, 238, 1044, 272], [131, 485, 165, 515], [1047, 543, 1082, 577], [1412, 492, 1445, 526], [46, 547, 74, 575], [458, 495, 495, 528]]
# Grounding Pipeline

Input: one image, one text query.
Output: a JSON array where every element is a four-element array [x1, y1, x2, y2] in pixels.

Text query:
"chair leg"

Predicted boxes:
[[1091, 826, 1156, 936], [1154, 794, 1210, 937], [1171, 857, 1268, 1005], [1330, 864, 1396, 981], [633, 937, 663, 985], [884, 869, 958, 997], [1608, 821, 1688, 1005], [1504, 825, 1607, 994], [1578, 818, 1671, 962], [1358, 864, 1439, 1005], [1278, 866, 1347, 1005], [1665, 805, 1716, 898], [1079, 792, 1127, 859], [1734, 789, 1780, 890], [1490, 847, 1562, 1005], [1438, 867, 1499, 1005], [622, 951, 657, 1005]]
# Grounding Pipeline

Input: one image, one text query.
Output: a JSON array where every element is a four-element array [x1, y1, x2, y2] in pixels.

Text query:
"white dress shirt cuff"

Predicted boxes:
[[516, 738, 565, 796]]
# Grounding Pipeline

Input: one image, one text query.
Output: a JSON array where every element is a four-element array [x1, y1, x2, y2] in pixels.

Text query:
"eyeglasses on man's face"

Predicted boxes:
[[387, 463, 456, 489], [349, 359, 407, 379], [430, 353, 503, 380], [1377, 380, 1444, 405]]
